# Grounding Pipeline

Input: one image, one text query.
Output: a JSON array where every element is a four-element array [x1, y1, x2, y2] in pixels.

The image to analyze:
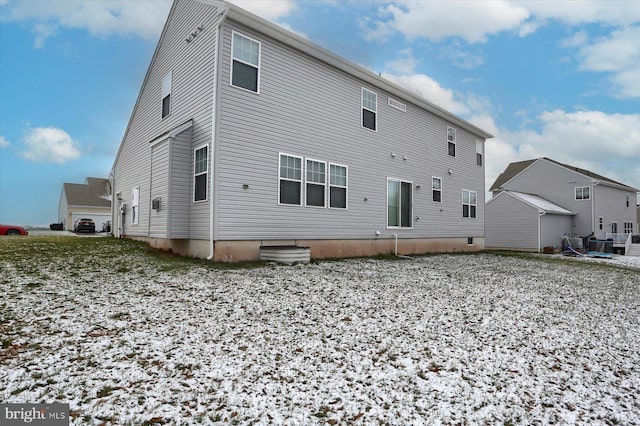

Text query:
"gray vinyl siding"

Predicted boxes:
[[112, 0, 221, 238], [593, 184, 637, 239], [214, 20, 485, 241], [169, 128, 192, 238], [485, 193, 538, 249], [540, 214, 572, 250], [500, 159, 594, 236], [149, 140, 169, 237], [499, 158, 637, 239]]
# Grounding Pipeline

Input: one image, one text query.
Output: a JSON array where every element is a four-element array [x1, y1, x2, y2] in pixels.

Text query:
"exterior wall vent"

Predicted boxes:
[[388, 98, 406, 112]]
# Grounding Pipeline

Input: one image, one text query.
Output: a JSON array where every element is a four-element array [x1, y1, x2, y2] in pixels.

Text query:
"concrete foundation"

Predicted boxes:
[[131, 236, 484, 262]]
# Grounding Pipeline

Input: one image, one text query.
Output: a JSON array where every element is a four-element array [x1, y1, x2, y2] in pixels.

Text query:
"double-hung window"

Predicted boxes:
[[162, 71, 172, 118], [231, 32, 260, 92], [131, 186, 139, 225], [306, 159, 326, 207], [279, 154, 302, 205], [388, 179, 412, 228], [329, 164, 347, 209], [575, 186, 590, 200], [447, 127, 456, 157], [194, 146, 208, 202], [476, 139, 483, 166], [624, 222, 633, 234], [463, 189, 477, 219], [432, 177, 442, 202], [362, 88, 377, 131]]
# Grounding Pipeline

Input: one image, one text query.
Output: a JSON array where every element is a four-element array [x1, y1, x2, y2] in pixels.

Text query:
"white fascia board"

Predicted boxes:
[[219, 1, 493, 140]]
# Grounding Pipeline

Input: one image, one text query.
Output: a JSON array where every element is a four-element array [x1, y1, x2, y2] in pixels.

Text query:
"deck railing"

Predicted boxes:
[[625, 233, 632, 255], [605, 232, 631, 244]]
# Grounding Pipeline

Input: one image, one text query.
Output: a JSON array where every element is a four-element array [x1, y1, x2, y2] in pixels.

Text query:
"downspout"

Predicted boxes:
[[538, 210, 546, 253], [591, 181, 599, 237], [207, 10, 227, 260]]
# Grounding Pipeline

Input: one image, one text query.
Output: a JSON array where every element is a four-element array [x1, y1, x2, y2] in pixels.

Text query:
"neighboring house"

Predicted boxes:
[[58, 177, 112, 231], [486, 157, 639, 252], [111, 0, 493, 261]]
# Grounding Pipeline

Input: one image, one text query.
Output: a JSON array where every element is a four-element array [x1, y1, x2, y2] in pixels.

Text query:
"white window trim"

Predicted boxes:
[[432, 176, 442, 203], [230, 30, 261, 94], [361, 87, 377, 132], [328, 162, 348, 210], [447, 126, 456, 157], [193, 144, 209, 203], [462, 189, 477, 219], [162, 70, 172, 119], [278, 153, 303, 206], [387, 177, 413, 229], [476, 139, 483, 167], [305, 158, 327, 208], [575, 186, 590, 200], [131, 186, 140, 225]]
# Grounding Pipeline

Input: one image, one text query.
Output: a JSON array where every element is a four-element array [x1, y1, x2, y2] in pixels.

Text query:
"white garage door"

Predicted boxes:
[[71, 213, 112, 231]]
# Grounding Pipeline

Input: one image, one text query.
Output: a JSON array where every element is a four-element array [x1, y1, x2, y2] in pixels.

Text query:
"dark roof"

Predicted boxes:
[[63, 178, 111, 208], [489, 157, 639, 192]]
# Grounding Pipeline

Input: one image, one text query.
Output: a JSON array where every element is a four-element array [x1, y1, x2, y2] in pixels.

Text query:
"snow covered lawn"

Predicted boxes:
[[1, 237, 639, 425]]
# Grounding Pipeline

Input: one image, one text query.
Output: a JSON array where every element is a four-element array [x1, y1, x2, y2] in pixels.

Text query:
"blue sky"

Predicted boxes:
[[1, 0, 639, 227]]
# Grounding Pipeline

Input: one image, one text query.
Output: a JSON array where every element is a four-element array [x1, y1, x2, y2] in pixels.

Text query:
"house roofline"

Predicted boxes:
[[491, 157, 639, 193], [487, 190, 575, 215], [210, 0, 493, 140]]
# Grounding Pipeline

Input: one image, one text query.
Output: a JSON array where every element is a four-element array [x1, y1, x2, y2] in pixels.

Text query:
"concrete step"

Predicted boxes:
[[627, 244, 640, 257]]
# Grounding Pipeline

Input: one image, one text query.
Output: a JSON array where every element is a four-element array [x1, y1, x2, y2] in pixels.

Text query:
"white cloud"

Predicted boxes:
[[31, 23, 57, 49], [21, 127, 81, 164], [385, 48, 418, 74], [227, 0, 297, 21], [486, 110, 640, 194], [574, 26, 640, 98], [0, 135, 9, 148], [382, 72, 470, 116], [560, 30, 588, 48], [367, 1, 530, 43], [3, 0, 300, 47], [522, 0, 640, 27], [3, 0, 172, 46], [365, 1, 640, 45]]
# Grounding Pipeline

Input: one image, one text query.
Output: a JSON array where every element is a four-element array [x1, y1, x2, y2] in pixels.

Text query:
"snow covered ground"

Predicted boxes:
[[1, 240, 639, 425]]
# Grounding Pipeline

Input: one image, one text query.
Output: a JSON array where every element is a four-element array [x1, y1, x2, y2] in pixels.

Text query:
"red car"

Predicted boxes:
[[0, 224, 29, 235]]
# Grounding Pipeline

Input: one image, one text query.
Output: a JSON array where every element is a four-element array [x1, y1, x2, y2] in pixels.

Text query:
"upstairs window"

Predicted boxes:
[[626, 194, 630, 207], [388, 179, 412, 228], [132, 186, 140, 225], [231, 32, 260, 92], [194, 146, 208, 202], [362, 88, 377, 131], [432, 177, 442, 202], [447, 127, 456, 157], [279, 154, 302, 205], [329, 164, 347, 209], [162, 71, 172, 118], [463, 189, 477, 219], [476, 139, 483, 166], [306, 159, 326, 207], [575, 186, 590, 200]]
